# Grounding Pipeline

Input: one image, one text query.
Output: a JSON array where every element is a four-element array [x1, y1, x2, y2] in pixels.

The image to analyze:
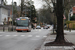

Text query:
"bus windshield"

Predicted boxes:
[[16, 19, 29, 27]]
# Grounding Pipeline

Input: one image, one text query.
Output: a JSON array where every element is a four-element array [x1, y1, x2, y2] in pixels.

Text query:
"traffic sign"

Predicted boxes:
[[9, 17, 12, 22]]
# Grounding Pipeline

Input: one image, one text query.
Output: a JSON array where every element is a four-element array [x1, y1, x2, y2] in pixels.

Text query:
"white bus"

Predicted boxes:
[[16, 17, 31, 32]]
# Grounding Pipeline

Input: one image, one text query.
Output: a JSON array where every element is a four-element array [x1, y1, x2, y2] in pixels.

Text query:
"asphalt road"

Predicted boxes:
[[0, 29, 50, 50]]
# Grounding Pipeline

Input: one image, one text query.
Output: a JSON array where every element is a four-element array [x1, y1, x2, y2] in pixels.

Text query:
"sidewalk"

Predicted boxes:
[[37, 30, 75, 50]]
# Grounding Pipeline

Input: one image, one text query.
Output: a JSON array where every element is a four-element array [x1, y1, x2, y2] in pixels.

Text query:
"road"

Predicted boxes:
[[0, 29, 50, 50]]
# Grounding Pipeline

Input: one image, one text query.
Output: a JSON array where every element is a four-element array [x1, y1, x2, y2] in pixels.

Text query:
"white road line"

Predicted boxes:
[[0, 35, 2, 36], [28, 35, 32, 37], [13, 35, 18, 36], [43, 36, 47, 37], [36, 35, 40, 37], [21, 35, 25, 37], [39, 29, 41, 31], [5, 35, 10, 37]]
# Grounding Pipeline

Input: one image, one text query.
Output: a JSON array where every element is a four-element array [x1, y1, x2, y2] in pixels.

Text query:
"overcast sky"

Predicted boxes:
[[6, 0, 45, 10]]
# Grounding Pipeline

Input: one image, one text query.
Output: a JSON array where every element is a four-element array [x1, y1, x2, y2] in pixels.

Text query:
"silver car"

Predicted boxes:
[[36, 26, 41, 29]]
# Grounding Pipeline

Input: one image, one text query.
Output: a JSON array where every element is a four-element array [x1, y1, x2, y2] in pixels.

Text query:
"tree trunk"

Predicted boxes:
[[45, 0, 74, 46], [54, 0, 65, 42]]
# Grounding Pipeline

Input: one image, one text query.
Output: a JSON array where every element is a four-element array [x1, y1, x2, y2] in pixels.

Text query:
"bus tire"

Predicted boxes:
[[27, 30, 31, 32], [17, 31, 22, 32]]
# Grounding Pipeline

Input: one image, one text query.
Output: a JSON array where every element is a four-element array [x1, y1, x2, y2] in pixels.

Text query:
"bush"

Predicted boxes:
[[70, 15, 75, 20]]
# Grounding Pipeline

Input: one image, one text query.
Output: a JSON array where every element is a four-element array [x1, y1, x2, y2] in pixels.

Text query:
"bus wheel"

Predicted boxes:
[[27, 30, 31, 32], [17, 31, 22, 32]]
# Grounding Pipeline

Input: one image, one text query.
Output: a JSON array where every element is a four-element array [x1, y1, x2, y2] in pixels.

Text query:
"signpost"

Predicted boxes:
[[9, 17, 12, 25], [8, 17, 12, 31]]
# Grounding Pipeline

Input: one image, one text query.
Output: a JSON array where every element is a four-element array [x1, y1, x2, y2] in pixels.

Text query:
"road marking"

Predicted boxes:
[[21, 35, 25, 37], [28, 35, 32, 37], [39, 29, 41, 31], [36, 35, 40, 37], [5, 35, 10, 37], [13, 35, 18, 36], [0, 35, 2, 36], [43, 36, 47, 37]]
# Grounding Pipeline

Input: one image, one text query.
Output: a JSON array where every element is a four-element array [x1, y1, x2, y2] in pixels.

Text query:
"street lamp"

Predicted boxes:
[[12, 0, 13, 31]]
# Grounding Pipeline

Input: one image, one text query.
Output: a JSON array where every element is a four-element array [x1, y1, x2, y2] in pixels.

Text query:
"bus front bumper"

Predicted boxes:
[[16, 29, 29, 31]]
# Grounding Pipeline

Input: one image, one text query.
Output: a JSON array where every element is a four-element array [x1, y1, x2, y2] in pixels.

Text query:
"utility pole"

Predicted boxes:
[[12, 0, 13, 31], [30, 0, 32, 21]]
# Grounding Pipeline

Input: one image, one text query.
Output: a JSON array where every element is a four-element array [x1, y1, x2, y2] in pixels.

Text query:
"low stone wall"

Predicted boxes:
[[0, 25, 16, 31]]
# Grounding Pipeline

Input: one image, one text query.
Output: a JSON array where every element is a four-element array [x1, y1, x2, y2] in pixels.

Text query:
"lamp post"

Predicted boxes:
[[12, 0, 13, 31]]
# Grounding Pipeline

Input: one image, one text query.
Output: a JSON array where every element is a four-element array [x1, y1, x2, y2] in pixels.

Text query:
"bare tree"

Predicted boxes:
[[43, 0, 74, 46]]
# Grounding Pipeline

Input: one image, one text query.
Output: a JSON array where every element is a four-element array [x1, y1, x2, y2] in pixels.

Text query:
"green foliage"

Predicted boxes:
[[66, 21, 72, 24], [70, 15, 75, 20], [72, 23, 75, 30], [31, 5, 37, 18], [20, 1, 37, 23]]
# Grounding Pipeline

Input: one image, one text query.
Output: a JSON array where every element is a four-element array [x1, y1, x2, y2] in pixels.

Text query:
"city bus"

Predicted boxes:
[[16, 17, 31, 32]]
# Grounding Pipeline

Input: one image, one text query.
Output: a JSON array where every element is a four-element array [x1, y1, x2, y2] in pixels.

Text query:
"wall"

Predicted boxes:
[[0, 7, 8, 24]]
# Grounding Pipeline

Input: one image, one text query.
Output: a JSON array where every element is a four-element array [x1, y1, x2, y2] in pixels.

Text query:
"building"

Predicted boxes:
[[0, 0, 8, 25], [6, 2, 21, 25], [69, 6, 75, 17], [72, 6, 75, 15]]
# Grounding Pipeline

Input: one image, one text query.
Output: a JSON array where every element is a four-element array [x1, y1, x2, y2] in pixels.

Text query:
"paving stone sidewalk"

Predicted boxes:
[[36, 30, 75, 50], [36, 36, 75, 50]]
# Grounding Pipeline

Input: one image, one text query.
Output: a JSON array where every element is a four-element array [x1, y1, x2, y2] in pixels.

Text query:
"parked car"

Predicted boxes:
[[47, 25, 51, 28], [43, 26, 49, 29], [36, 26, 41, 29]]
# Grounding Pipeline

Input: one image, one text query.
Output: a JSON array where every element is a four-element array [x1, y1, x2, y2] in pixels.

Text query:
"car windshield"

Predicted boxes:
[[16, 19, 29, 27], [37, 26, 40, 27]]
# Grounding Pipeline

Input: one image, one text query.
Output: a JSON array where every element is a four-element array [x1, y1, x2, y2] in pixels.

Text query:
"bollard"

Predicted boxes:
[[3, 25, 5, 32], [69, 28, 71, 32]]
